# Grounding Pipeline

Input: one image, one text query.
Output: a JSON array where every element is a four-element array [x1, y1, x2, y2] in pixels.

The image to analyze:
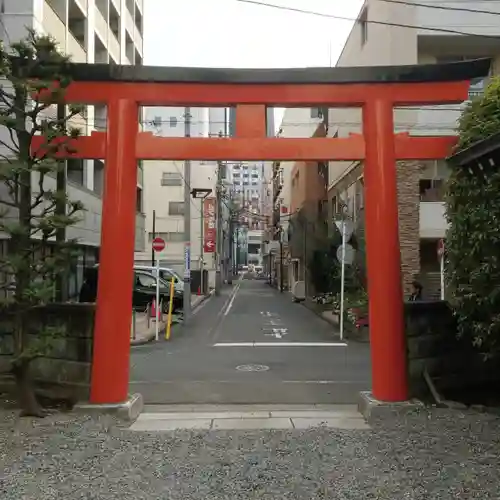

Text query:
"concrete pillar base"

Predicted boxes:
[[358, 391, 424, 423], [74, 393, 143, 422]]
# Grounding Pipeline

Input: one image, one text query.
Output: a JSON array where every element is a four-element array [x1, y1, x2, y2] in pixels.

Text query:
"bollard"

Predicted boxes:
[[165, 277, 175, 340], [130, 308, 136, 340]]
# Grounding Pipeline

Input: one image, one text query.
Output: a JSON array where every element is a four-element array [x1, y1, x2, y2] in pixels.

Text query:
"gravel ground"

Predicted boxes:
[[1, 408, 500, 499]]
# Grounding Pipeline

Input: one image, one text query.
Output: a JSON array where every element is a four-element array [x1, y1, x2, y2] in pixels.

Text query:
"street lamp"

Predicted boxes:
[[191, 188, 212, 295]]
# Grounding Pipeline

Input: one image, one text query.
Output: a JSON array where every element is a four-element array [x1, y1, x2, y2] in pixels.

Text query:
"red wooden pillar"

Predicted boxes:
[[363, 98, 408, 402], [90, 98, 138, 404]]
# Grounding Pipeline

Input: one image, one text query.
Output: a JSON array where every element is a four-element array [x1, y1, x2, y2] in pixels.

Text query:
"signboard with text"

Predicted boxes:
[[203, 197, 216, 253]]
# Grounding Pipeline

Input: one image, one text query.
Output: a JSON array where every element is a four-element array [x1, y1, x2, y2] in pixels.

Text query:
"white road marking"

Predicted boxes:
[[223, 282, 240, 316], [214, 342, 348, 347], [265, 328, 288, 339]]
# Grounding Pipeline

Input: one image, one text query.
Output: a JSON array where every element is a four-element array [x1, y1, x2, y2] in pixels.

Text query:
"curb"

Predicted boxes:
[[130, 331, 157, 346], [192, 289, 215, 313]]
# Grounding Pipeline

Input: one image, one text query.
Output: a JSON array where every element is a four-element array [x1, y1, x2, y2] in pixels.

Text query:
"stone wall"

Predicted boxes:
[[0, 304, 95, 401], [405, 300, 500, 399]]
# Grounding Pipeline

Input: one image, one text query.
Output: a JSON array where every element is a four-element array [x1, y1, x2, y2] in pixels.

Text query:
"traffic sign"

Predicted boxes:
[[152, 237, 165, 252], [205, 240, 215, 251], [437, 238, 445, 258], [334, 219, 355, 240], [336, 244, 355, 265]]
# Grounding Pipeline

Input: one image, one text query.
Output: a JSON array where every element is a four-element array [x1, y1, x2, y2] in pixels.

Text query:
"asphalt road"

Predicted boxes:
[[130, 280, 371, 404]]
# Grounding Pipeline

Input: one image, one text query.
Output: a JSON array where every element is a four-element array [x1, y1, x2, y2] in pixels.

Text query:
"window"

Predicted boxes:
[[148, 232, 184, 242], [359, 8, 368, 45], [168, 202, 185, 215], [161, 172, 183, 186], [67, 158, 84, 186], [419, 179, 445, 202], [169, 116, 177, 127], [136, 187, 143, 213], [310, 108, 323, 119], [136, 272, 156, 288]]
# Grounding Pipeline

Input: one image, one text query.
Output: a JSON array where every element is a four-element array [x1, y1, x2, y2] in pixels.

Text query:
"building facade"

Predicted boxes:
[[326, 0, 500, 298], [135, 106, 229, 283], [0, 0, 145, 300]]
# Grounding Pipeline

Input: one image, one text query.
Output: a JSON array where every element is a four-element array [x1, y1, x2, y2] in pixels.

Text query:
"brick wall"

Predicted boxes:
[[396, 161, 423, 296]]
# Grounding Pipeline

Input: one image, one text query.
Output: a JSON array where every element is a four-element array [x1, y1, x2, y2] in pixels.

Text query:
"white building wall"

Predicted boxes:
[[0, 0, 146, 251]]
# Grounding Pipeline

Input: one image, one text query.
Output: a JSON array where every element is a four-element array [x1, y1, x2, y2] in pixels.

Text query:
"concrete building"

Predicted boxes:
[[264, 107, 328, 289], [326, 0, 500, 298], [0, 0, 145, 299], [135, 107, 229, 284]]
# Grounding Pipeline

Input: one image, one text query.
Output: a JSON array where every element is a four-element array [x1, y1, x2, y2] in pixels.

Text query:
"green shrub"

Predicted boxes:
[[446, 76, 500, 357]]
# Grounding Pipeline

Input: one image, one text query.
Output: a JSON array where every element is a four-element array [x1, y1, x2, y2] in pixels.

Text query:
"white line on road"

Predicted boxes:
[[213, 342, 348, 347], [223, 282, 240, 316]]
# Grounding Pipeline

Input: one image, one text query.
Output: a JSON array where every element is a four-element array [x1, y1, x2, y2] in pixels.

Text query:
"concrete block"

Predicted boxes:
[[74, 392, 144, 422], [358, 391, 424, 423]]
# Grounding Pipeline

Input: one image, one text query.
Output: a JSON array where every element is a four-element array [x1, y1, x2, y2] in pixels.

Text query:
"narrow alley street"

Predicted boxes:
[[129, 280, 371, 405]]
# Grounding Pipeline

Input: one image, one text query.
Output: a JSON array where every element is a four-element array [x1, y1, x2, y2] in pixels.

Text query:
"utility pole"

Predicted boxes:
[[151, 209, 156, 266], [200, 196, 204, 294], [183, 108, 192, 319], [215, 160, 223, 295], [227, 190, 233, 285], [279, 226, 284, 292], [55, 103, 68, 301]]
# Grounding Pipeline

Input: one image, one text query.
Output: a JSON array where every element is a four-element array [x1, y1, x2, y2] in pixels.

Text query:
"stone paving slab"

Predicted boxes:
[[130, 418, 213, 431], [128, 405, 369, 431], [211, 417, 294, 430], [139, 411, 272, 420], [143, 403, 359, 413], [292, 417, 369, 430]]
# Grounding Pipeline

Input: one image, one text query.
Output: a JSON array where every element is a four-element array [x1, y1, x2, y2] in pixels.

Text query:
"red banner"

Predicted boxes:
[[203, 197, 216, 253]]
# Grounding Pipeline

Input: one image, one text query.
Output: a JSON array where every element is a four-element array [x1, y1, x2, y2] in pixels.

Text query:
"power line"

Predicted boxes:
[[235, 0, 500, 39], [379, 0, 500, 16]]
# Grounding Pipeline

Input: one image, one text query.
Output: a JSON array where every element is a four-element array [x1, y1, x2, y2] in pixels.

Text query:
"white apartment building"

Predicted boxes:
[[135, 107, 229, 281], [326, 0, 500, 296], [0, 0, 145, 299]]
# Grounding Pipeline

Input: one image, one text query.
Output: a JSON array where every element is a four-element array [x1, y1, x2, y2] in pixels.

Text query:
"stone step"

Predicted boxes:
[[128, 404, 370, 431]]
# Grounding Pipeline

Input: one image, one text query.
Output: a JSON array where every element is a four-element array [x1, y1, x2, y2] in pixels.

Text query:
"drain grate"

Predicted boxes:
[[236, 364, 270, 372]]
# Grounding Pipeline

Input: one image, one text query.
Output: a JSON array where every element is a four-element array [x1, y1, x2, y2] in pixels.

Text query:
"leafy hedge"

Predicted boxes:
[[446, 76, 500, 357]]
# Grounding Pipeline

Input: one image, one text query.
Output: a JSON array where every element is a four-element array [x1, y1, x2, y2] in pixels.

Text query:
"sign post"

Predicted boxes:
[[437, 239, 445, 300], [334, 218, 355, 341], [152, 237, 165, 340]]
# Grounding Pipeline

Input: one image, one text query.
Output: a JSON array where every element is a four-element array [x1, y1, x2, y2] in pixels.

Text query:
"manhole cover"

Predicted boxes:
[[236, 364, 270, 372]]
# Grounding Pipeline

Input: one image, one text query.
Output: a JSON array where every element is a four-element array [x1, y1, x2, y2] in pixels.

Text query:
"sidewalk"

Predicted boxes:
[[130, 291, 213, 346]]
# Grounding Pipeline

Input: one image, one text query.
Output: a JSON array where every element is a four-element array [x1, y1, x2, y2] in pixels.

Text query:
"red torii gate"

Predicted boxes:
[[32, 58, 490, 405]]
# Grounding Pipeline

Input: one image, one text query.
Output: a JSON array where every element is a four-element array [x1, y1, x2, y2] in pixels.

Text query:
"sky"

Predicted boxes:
[[144, 0, 364, 129], [144, 0, 364, 69]]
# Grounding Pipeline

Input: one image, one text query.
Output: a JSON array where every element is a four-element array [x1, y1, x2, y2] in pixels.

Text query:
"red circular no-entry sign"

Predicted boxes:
[[152, 237, 165, 252]]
